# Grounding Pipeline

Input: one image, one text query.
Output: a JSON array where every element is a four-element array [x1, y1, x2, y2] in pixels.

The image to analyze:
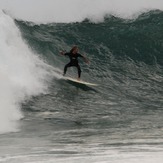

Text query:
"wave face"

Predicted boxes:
[[1, 10, 163, 135], [17, 10, 163, 66], [16, 10, 163, 110], [0, 11, 52, 134]]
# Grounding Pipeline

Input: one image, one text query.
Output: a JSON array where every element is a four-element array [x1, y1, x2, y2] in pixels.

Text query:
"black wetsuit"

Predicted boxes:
[[63, 52, 83, 78]]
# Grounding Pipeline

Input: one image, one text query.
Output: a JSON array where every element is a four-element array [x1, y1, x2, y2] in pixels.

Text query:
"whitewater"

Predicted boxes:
[[0, 0, 163, 163], [0, 11, 53, 134]]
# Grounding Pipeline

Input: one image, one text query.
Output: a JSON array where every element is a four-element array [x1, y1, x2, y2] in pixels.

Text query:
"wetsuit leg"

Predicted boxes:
[[63, 62, 72, 76], [64, 62, 81, 78], [76, 65, 81, 78]]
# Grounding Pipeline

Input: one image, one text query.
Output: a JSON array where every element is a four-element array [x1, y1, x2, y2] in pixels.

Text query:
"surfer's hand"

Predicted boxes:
[[83, 55, 90, 64], [86, 60, 90, 64], [60, 51, 65, 55], [85, 58, 90, 64]]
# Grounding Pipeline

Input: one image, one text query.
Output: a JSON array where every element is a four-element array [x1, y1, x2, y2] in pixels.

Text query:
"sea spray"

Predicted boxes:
[[0, 0, 163, 23], [0, 11, 52, 134]]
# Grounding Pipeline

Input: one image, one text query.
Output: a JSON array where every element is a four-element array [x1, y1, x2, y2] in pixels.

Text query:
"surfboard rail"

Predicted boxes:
[[63, 77, 98, 86]]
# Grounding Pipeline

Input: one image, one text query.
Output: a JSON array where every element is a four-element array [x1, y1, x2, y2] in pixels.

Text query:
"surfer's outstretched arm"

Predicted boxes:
[[60, 51, 66, 55], [78, 53, 89, 64], [82, 55, 90, 64]]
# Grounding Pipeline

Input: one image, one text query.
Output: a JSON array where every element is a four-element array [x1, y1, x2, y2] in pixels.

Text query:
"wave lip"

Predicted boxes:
[[1, 0, 163, 23]]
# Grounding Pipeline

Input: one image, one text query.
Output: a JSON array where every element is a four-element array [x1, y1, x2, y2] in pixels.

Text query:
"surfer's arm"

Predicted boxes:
[[60, 51, 69, 56], [79, 54, 90, 64], [84, 57, 90, 64], [60, 51, 65, 55]]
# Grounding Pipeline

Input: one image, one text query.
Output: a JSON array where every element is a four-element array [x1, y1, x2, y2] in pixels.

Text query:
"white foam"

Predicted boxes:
[[0, 11, 52, 134], [0, 0, 163, 23]]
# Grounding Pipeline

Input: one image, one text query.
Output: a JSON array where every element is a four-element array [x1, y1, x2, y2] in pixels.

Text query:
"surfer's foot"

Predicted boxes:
[[63, 73, 65, 76], [77, 77, 80, 81]]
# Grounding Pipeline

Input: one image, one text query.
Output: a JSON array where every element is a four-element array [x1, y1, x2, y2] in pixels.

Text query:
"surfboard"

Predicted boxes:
[[63, 77, 98, 86]]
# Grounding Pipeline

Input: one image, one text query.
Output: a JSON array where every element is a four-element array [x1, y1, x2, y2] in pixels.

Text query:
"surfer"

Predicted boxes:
[[60, 46, 89, 80]]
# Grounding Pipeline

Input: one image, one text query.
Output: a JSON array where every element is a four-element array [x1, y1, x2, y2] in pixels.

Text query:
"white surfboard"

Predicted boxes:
[[63, 77, 98, 86]]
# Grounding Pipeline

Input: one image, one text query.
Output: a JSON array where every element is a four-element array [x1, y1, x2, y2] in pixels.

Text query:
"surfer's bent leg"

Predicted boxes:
[[76, 65, 81, 78], [64, 62, 72, 76]]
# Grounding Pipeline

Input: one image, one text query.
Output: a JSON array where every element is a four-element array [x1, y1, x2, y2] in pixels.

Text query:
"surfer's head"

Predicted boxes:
[[70, 46, 78, 54]]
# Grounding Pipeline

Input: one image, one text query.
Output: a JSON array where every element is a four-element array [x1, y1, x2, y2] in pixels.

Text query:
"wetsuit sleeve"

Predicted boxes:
[[77, 53, 89, 63], [64, 52, 70, 56], [77, 53, 84, 58]]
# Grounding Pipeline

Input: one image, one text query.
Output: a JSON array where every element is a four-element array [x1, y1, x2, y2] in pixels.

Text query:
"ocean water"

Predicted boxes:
[[0, 7, 163, 163]]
